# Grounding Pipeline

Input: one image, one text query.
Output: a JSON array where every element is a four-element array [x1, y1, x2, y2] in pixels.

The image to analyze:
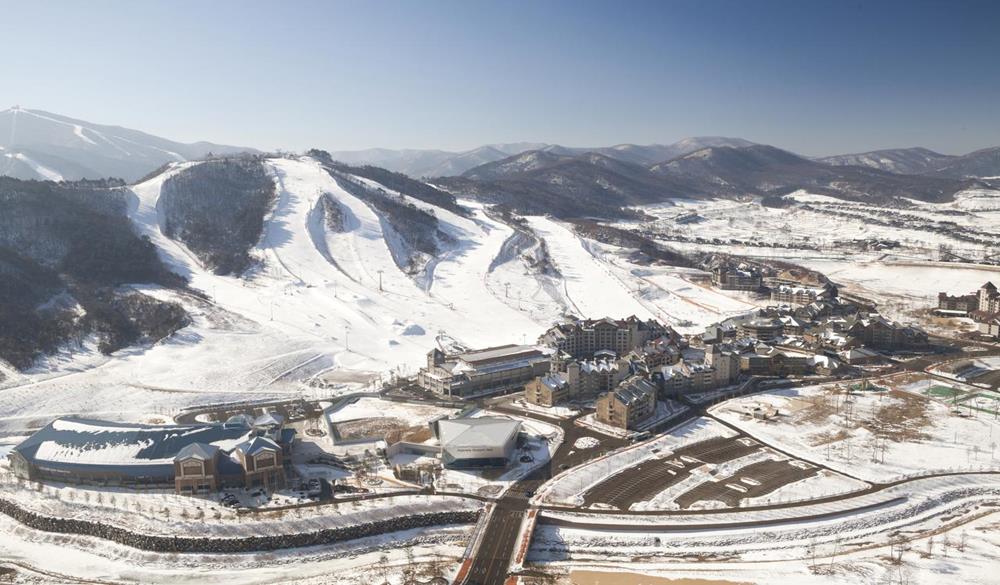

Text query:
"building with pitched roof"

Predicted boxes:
[[595, 377, 657, 430], [538, 316, 672, 359]]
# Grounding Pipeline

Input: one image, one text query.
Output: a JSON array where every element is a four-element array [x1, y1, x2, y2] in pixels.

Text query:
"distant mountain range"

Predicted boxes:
[[817, 146, 1000, 178], [434, 143, 987, 218], [0, 106, 254, 182], [328, 137, 754, 178], [1, 107, 998, 219]]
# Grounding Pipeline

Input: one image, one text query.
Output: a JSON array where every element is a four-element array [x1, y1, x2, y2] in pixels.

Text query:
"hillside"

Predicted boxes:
[[0, 177, 187, 369], [651, 144, 975, 203], [437, 151, 703, 218], [159, 157, 277, 275], [818, 147, 954, 174], [927, 146, 1000, 179], [325, 137, 754, 178], [0, 106, 255, 182]]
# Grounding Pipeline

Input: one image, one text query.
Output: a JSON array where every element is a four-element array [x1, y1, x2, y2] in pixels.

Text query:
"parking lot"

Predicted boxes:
[[581, 435, 762, 509], [674, 458, 819, 509]]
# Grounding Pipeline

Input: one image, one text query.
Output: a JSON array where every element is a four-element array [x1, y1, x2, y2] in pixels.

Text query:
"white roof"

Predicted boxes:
[[437, 417, 521, 449]]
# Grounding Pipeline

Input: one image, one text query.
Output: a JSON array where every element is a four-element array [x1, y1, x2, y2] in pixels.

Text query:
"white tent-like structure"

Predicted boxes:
[[434, 417, 521, 469]]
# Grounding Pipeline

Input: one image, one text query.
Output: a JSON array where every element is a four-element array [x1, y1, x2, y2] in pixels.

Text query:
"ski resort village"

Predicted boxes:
[[2, 130, 1000, 585]]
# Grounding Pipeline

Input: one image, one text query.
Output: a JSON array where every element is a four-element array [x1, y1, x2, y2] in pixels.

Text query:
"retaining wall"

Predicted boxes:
[[0, 497, 478, 554]]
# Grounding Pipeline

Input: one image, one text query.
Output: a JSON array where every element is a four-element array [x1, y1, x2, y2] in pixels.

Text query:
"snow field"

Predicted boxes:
[[531, 473, 1000, 575], [711, 378, 1000, 483], [0, 513, 473, 585]]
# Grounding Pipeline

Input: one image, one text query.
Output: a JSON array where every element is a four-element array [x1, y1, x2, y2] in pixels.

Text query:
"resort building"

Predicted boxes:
[[595, 377, 657, 430], [538, 316, 672, 359], [848, 317, 929, 350], [769, 283, 836, 306], [417, 344, 551, 398], [525, 355, 630, 407], [524, 374, 570, 407], [739, 317, 784, 342], [937, 291, 979, 314], [656, 362, 716, 397], [9, 416, 294, 494], [740, 346, 814, 377]]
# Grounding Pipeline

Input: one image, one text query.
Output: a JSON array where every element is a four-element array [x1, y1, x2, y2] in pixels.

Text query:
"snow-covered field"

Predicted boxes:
[[530, 473, 1000, 585], [635, 191, 1000, 323], [0, 512, 473, 585], [711, 376, 1000, 482], [326, 396, 457, 424]]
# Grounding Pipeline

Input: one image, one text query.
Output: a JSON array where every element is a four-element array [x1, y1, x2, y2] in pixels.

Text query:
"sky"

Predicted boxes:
[[2, 0, 998, 156]]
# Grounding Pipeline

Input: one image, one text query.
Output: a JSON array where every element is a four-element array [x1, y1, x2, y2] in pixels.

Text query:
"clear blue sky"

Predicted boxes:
[[3, 0, 998, 156]]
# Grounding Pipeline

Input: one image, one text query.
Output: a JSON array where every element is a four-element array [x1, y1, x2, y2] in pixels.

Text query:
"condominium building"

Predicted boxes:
[[595, 377, 657, 430], [538, 316, 671, 359]]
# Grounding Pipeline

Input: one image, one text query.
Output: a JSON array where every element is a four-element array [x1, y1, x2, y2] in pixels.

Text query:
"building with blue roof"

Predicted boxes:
[[9, 416, 295, 494]]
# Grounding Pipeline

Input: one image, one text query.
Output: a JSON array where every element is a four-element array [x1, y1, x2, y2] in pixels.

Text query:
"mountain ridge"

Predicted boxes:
[[0, 107, 256, 182]]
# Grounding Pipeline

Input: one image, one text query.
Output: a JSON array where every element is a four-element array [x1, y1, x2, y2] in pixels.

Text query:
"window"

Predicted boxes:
[[181, 461, 203, 476]]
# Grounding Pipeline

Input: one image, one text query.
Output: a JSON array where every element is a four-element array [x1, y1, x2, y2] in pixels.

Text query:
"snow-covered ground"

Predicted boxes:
[[0, 157, 563, 435], [530, 473, 1000, 585], [326, 396, 457, 424], [635, 191, 1000, 323], [711, 376, 1000, 482], [0, 512, 473, 585]]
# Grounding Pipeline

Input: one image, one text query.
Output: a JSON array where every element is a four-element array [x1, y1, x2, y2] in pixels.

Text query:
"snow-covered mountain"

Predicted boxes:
[[326, 138, 755, 178], [4, 151, 756, 434], [818, 146, 1000, 178], [0, 106, 255, 182], [326, 143, 549, 178], [817, 147, 954, 174]]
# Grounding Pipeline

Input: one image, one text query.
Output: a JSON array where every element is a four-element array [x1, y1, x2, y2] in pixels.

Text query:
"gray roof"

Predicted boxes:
[[457, 344, 545, 364], [224, 414, 254, 429], [611, 377, 656, 406], [175, 442, 219, 461], [253, 412, 285, 428], [437, 417, 521, 449], [235, 436, 281, 457], [540, 374, 568, 391]]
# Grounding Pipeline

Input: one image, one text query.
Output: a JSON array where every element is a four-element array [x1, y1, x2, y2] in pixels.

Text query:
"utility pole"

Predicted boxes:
[[504, 282, 510, 298], [344, 325, 350, 351], [377, 270, 384, 292]]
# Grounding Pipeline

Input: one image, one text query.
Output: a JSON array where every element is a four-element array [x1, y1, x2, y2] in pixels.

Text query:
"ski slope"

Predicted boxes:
[[0, 155, 734, 434], [524, 216, 655, 319]]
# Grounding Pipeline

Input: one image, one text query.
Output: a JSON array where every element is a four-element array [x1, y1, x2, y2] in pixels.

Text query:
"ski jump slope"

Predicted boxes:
[[0, 155, 752, 433]]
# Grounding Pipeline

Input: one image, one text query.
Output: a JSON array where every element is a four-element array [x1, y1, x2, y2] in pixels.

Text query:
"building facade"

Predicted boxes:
[[770, 283, 835, 307], [595, 377, 657, 430], [538, 316, 671, 359], [417, 344, 551, 398], [10, 416, 294, 495]]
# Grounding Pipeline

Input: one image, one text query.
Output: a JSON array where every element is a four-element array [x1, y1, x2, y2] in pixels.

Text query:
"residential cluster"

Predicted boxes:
[[937, 281, 1000, 339], [710, 257, 837, 308]]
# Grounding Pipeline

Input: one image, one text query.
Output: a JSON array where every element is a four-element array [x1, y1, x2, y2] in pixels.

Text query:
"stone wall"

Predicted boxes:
[[0, 497, 478, 553]]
